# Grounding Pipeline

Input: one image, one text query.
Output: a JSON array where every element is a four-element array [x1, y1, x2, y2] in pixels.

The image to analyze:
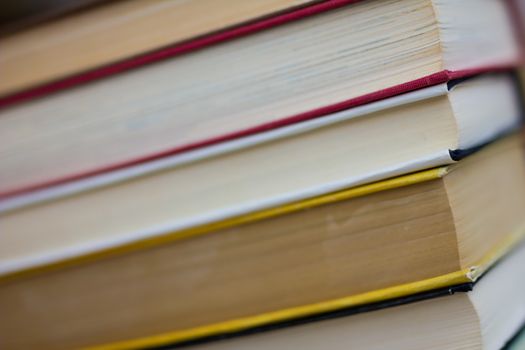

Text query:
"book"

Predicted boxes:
[[0, 134, 523, 349], [0, 73, 521, 276], [132, 240, 525, 350], [0, 0, 315, 95], [0, 0, 520, 196]]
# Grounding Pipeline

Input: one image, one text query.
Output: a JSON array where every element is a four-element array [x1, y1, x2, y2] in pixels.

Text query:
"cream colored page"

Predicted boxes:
[[191, 294, 480, 350], [0, 0, 314, 94]]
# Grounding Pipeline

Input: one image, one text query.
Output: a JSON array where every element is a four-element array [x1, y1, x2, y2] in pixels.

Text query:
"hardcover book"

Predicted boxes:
[[154, 241, 525, 350]]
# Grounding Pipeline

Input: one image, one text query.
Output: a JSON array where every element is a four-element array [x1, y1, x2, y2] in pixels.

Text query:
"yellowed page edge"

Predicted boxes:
[[0, 167, 446, 282], [84, 222, 525, 350]]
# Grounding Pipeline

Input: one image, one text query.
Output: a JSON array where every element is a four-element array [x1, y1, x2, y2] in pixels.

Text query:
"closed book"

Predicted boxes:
[[155, 240, 525, 350]]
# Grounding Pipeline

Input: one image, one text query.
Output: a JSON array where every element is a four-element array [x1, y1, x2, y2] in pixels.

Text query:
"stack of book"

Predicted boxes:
[[1, 0, 524, 349]]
